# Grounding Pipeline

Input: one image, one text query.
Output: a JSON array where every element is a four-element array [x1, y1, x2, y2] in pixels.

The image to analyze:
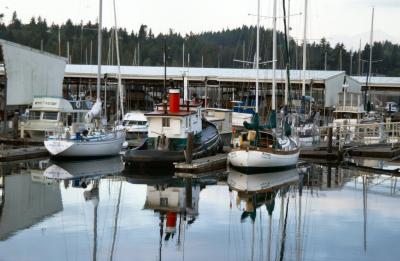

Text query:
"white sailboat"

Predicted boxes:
[[297, 0, 320, 147], [228, 0, 299, 174], [44, 0, 126, 157]]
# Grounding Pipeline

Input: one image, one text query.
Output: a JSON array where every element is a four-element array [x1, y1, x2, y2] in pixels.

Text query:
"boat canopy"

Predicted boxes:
[[31, 97, 74, 112]]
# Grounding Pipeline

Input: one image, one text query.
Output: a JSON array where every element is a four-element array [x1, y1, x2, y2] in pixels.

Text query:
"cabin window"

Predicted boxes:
[[162, 118, 170, 127], [160, 197, 168, 207], [28, 111, 41, 120], [123, 120, 147, 126], [42, 111, 58, 120]]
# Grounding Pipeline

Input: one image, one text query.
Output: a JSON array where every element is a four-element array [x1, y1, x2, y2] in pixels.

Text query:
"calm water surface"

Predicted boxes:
[[0, 157, 399, 261]]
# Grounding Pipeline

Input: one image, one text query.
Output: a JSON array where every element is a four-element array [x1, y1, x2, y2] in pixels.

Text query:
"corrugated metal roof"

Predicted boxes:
[[65, 65, 345, 83], [351, 76, 400, 87]]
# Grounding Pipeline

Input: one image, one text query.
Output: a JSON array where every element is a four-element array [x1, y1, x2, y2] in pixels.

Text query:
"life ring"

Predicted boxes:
[[76, 100, 81, 109]]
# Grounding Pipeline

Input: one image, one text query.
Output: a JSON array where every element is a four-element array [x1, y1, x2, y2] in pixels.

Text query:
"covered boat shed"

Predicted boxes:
[[63, 65, 345, 114], [347, 76, 400, 106]]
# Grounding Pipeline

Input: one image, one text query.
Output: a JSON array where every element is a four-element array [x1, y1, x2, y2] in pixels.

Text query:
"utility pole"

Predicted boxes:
[[324, 51, 327, 71], [242, 41, 245, 68], [137, 42, 140, 66], [67, 41, 70, 63], [80, 21, 84, 64], [349, 51, 353, 76], [358, 39, 362, 75], [90, 40, 93, 64], [339, 47, 342, 71], [58, 27, 61, 56], [182, 42, 185, 68]]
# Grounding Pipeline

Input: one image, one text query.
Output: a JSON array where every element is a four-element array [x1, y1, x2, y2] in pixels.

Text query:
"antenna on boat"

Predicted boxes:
[[255, 0, 260, 114]]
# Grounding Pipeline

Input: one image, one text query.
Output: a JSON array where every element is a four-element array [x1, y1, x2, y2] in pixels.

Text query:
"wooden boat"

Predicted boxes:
[[125, 89, 222, 167], [228, 0, 299, 174]]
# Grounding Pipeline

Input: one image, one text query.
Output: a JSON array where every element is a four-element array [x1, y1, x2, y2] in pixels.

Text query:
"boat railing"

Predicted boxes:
[[69, 99, 93, 111], [318, 121, 400, 149], [45, 126, 124, 142]]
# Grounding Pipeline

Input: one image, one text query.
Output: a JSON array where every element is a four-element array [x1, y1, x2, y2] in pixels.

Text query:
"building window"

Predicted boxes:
[[162, 118, 170, 127]]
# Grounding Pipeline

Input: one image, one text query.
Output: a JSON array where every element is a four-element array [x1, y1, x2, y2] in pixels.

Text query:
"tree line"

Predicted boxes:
[[1, 11, 400, 76]]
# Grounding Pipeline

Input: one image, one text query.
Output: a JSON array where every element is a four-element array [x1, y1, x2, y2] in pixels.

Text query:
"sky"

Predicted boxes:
[[1, 0, 399, 49]]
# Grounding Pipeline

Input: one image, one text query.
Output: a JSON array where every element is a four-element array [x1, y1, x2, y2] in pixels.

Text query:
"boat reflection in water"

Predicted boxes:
[[44, 156, 124, 261], [126, 173, 212, 261], [44, 156, 124, 186], [227, 166, 306, 261]]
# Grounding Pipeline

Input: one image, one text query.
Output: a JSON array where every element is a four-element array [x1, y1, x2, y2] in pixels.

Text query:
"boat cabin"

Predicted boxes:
[[333, 86, 365, 122], [122, 111, 148, 133], [23, 97, 92, 139], [203, 108, 232, 135], [146, 89, 202, 150]]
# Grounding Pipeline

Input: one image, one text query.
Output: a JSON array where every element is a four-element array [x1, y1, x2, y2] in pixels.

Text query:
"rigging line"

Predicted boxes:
[[282, 0, 293, 109], [109, 180, 123, 261], [279, 195, 290, 261]]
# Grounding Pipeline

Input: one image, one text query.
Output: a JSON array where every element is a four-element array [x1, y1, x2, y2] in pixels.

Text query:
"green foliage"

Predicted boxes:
[[0, 13, 399, 76]]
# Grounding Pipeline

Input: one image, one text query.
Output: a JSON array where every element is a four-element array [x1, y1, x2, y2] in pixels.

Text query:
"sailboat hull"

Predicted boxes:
[[227, 167, 299, 192], [44, 131, 125, 158], [228, 149, 300, 174]]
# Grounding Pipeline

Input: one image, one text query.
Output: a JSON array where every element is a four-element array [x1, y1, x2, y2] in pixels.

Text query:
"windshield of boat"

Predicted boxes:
[[123, 120, 147, 126], [42, 111, 59, 120], [28, 111, 41, 120]]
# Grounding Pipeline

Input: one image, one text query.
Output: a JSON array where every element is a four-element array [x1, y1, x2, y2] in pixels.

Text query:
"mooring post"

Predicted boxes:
[[185, 131, 194, 164], [12, 111, 19, 139], [185, 178, 192, 209], [328, 127, 333, 153]]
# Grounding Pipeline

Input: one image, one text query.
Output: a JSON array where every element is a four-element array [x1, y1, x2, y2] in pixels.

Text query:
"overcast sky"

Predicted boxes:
[[1, 0, 399, 48]]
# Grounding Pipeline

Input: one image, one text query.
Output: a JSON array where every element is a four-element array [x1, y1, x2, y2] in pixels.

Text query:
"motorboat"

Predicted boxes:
[[23, 96, 92, 140]]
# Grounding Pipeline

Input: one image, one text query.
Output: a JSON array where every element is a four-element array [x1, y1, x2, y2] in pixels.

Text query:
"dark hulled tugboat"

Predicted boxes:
[[125, 89, 221, 168]]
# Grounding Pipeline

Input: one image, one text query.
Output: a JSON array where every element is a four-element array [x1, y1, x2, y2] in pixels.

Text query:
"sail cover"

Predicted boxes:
[[0, 39, 67, 105]]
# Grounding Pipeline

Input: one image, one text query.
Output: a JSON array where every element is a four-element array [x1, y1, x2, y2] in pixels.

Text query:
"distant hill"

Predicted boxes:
[[1, 12, 400, 76]]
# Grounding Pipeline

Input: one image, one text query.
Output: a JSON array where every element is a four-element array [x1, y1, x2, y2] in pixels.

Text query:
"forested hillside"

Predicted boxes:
[[1, 12, 400, 76]]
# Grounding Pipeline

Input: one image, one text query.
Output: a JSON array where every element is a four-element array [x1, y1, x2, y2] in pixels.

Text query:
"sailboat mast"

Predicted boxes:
[[366, 7, 374, 105], [302, 0, 308, 97], [272, 0, 277, 111], [284, 0, 291, 106], [113, 0, 124, 119], [255, 0, 260, 114], [96, 0, 103, 102]]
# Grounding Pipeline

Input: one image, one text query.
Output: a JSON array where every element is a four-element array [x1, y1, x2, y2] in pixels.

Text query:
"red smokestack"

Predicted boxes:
[[169, 89, 180, 113]]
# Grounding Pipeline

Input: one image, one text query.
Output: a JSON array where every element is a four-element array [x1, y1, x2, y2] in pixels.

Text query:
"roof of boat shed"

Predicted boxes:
[[350, 76, 400, 88], [65, 65, 345, 84]]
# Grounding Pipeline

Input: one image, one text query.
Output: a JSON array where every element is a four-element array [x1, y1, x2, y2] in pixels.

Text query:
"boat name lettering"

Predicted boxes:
[[262, 152, 271, 159]]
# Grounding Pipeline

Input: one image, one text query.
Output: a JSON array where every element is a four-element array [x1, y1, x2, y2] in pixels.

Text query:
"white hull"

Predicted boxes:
[[228, 149, 299, 173], [227, 167, 299, 192], [44, 131, 125, 157]]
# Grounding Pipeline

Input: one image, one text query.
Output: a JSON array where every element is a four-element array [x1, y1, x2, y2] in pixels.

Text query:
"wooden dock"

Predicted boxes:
[[0, 145, 48, 161], [174, 154, 227, 174]]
